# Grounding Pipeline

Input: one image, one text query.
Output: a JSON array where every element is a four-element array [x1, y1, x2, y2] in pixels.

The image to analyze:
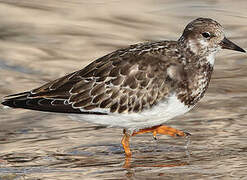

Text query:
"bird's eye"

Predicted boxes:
[[202, 32, 211, 39]]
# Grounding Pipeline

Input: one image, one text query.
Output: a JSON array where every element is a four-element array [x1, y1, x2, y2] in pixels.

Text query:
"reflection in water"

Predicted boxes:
[[123, 152, 190, 169], [0, 0, 247, 179]]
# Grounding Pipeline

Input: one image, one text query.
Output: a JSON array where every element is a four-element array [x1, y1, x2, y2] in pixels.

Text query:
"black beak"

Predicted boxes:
[[220, 37, 246, 53]]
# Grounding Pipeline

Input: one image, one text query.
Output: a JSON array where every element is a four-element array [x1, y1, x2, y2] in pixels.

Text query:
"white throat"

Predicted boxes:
[[206, 53, 216, 66]]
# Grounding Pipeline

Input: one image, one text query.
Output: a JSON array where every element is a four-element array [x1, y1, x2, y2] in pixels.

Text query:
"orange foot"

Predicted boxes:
[[121, 125, 191, 157]]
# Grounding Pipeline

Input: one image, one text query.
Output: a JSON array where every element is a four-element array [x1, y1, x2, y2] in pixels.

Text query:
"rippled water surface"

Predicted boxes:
[[0, 0, 247, 179]]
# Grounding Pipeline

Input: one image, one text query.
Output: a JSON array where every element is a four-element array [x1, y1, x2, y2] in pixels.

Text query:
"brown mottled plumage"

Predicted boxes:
[[3, 41, 179, 113], [2, 18, 246, 158], [1, 18, 245, 158], [2, 18, 245, 118]]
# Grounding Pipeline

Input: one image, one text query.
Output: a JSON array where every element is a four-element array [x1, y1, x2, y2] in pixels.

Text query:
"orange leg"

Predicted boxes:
[[121, 125, 190, 157], [121, 129, 132, 157], [132, 125, 190, 137], [121, 129, 132, 168]]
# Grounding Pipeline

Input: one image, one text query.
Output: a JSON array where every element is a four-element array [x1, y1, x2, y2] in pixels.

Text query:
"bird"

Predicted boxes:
[[1, 18, 245, 157]]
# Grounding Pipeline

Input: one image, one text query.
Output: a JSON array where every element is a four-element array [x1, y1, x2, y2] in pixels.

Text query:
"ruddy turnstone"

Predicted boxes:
[[1, 18, 245, 157]]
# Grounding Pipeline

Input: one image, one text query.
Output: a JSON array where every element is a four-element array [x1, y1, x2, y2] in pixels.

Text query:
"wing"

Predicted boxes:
[[2, 41, 185, 114]]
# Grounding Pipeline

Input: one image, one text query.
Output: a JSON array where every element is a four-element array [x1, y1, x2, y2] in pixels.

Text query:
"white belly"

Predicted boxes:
[[69, 94, 192, 130]]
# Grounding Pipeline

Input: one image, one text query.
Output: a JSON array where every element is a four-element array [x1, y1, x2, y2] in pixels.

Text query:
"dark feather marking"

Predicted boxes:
[[100, 98, 112, 108], [69, 89, 91, 102], [135, 71, 146, 81], [110, 101, 119, 113], [95, 76, 107, 82], [109, 67, 120, 77], [71, 81, 94, 94], [92, 93, 103, 103], [140, 79, 149, 88], [51, 99, 66, 106], [94, 62, 112, 77], [133, 101, 140, 113], [83, 104, 97, 110], [111, 76, 124, 86], [110, 89, 119, 99], [90, 83, 105, 96], [123, 76, 138, 89], [120, 95, 128, 105], [73, 97, 92, 108], [120, 64, 131, 76], [118, 105, 128, 113]]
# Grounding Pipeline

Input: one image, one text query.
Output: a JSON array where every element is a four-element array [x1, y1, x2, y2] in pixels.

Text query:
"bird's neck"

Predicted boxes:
[[204, 52, 216, 66], [178, 38, 216, 67]]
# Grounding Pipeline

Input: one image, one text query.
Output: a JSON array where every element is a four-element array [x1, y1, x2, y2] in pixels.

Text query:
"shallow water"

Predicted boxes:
[[0, 0, 247, 179]]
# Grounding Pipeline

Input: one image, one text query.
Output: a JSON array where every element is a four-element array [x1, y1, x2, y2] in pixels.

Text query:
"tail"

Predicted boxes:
[[2, 91, 31, 108], [1, 92, 106, 115], [1, 91, 82, 113]]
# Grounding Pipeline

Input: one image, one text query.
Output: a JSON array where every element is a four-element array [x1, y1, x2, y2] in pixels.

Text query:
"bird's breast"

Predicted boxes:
[[177, 60, 214, 106]]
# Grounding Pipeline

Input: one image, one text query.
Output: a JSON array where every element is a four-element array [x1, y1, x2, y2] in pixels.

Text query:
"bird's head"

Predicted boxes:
[[179, 18, 245, 57]]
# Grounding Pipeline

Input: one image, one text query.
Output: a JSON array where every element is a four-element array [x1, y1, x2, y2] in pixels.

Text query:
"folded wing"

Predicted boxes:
[[2, 42, 184, 114]]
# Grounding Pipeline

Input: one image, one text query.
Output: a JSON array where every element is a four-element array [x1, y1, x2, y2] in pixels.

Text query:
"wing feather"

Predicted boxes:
[[2, 41, 185, 114]]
